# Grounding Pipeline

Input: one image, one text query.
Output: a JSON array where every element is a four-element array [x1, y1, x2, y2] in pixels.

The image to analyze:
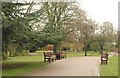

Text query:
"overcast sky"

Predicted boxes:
[[4, 0, 119, 30], [78, 0, 119, 30]]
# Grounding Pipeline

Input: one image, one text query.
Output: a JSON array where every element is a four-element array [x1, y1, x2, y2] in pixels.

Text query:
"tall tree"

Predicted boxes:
[[2, 2, 36, 59], [97, 22, 114, 53], [33, 2, 82, 53]]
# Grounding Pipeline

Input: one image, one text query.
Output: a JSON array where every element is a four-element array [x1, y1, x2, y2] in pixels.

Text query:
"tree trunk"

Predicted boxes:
[[2, 44, 9, 60], [84, 44, 87, 56], [85, 50, 87, 56], [53, 44, 57, 54], [99, 42, 104, 54]]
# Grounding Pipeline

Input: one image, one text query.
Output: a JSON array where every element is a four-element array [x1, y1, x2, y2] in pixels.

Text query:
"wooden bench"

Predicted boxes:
[[60, 52, 66, 58], [43, 52, 55, 63], [55, 51, 66, 60], [101, 52, 108, 65]]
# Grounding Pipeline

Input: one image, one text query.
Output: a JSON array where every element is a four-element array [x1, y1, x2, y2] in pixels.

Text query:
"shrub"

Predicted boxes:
[[2, 52, 8, 60], [21, 50, 29, 56]]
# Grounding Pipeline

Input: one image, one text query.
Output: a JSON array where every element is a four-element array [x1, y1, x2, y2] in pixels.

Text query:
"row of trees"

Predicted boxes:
[[61, 21, 118, 55], [2, 1, 118, 59]]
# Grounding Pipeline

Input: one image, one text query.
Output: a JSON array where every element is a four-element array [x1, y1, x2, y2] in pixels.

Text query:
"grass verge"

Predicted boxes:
[[100, 55, 118, 76], [2, 61, 48, 76], [2, 51, 100, 76], [67, 51, 100, 58]]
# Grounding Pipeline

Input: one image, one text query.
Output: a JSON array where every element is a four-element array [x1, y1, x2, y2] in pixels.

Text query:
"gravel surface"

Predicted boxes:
[[23, 57, 100, 76]]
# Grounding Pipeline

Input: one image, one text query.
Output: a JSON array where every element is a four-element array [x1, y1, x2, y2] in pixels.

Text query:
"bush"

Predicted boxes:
[[2, 52, 8, 60], [29, 47, 37, 53], [14, 51, 20, 56], [21, 50, 29, 56], [61, 47, 70, 51]]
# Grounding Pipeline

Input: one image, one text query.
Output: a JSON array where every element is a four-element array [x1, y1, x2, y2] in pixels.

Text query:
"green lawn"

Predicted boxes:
[[67, 51, 100, 58], [2, 51, 100, 76], [35, 50, 49, 53], [100, 55, 118, 76], [2, 53, 47, 76], [2, 61, 48, 76]]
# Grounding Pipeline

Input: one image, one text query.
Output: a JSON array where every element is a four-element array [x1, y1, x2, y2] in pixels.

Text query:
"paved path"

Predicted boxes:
[[23, 57, 100, 76]]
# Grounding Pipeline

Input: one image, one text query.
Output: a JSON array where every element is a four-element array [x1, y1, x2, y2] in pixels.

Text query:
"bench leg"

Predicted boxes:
[[101, 60, 104, 65], [44, 58, 46, 62], [55, 57, 57, 61], [53, 57, 55, 61], [106, 60, 108, 64], [48, 58, 51, 63], [101, 62, 102, 65], [101, 60, 108, 65], [64, 55, 66, 58], [51, 58, 54, 62]]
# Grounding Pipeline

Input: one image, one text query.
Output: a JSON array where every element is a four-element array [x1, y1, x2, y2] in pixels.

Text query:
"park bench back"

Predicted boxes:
[[44, 52, 52, 57]]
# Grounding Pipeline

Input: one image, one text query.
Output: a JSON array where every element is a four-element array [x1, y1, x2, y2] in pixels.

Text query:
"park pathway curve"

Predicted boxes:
[[23, 57, 100, 76]]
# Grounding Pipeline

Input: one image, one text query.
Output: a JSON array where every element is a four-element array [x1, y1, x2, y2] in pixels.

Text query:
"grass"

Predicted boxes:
[[2, 53, 47, 76], [9, 55, 43, 61], [2, 61, 48, 76], [67, 51, 100, 58], [0, 60, 1, 77], [35, 50, 49, 53], [2, 51, 100, 76], [100, 55, 118, 76]]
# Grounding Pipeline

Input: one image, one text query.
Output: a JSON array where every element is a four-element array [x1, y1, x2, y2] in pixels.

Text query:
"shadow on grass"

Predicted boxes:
[[2, 61, 48, 76]]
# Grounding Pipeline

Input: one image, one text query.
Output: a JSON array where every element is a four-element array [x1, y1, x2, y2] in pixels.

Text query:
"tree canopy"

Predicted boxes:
[[2, 1, 118, 59]]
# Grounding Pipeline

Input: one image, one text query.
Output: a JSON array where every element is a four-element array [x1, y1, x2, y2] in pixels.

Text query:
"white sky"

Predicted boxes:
[[78, 0, 119, 30], [9, 0, 119, 30]]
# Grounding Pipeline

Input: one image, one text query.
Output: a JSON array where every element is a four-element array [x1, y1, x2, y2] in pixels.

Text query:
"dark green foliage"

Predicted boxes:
[[2, 2, 35, 59], [61, 47, 70, 51], [2, 2, 72, 59]]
